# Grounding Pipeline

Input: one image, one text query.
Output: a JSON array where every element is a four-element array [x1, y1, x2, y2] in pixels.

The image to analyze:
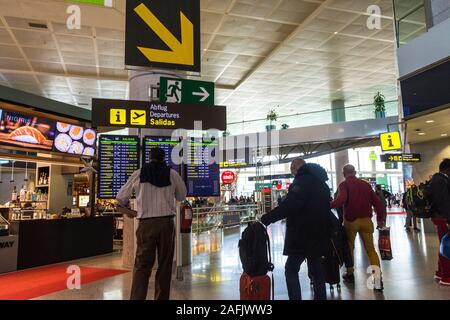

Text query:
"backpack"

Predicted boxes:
[[238, 222, 274, 277], [406, 183, 432, 218]]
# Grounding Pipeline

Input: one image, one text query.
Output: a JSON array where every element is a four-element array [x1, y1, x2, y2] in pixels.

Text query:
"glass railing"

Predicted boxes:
[[227, 100, 398, 136], [393, 0, 428, 47]]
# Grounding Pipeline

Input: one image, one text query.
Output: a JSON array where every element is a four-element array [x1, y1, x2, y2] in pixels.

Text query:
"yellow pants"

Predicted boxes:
[[344, 217, 381, 275]]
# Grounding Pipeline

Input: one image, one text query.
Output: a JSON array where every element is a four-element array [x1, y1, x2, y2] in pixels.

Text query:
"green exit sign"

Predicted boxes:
[[67, 0, 113, 7], [160, 77, 215, 106]]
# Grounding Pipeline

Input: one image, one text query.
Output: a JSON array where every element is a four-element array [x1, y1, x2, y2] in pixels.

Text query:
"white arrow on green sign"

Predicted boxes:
[[160, 77, 214, 105]]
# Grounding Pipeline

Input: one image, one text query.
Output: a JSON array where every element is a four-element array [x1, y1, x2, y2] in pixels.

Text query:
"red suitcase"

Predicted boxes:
[[240, 273, 272, 300]]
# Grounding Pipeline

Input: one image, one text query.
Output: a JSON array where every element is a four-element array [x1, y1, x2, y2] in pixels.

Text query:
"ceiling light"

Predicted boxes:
[[426, 120, 435, 123], [334, 32, 338, 35], [418, 132, 426, 136], [441, 134, 448, 137]]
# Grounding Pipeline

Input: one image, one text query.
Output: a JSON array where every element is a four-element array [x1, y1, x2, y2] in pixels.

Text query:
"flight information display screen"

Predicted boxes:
[[98, 135, 140, 199], [185, 136, 220, 197], [143, 136, 181, 173]]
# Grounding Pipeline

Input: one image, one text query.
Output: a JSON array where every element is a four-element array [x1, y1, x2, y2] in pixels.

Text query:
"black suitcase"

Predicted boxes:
[[321, 254, 341, 291]]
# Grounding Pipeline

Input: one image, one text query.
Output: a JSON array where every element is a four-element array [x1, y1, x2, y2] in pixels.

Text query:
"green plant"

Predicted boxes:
[[281, 123, 289, 130], [374, 92, 386, 113], [266, 109, 278, 122]]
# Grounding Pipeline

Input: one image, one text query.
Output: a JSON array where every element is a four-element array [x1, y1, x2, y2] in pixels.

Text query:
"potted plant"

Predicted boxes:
[[281, 123, 289, 130], [374, 92, 386, 119], [266, 109, 278, 131]]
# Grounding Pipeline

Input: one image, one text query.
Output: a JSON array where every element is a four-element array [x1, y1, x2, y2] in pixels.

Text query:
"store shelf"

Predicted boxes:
[[35, 185, 49, 188]]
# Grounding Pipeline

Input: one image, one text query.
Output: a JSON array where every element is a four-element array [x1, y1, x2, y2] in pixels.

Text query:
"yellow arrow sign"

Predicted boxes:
[[134, 3, 194, 66]]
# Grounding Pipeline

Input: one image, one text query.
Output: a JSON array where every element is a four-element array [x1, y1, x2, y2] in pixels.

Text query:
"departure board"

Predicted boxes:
[[98, 135, 140, 199], [143, 136, 181, 173], [186, 137, 220, 197]]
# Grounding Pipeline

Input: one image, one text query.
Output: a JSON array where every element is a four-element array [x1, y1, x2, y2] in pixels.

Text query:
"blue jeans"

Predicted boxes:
[[285, 255, 326, 300]]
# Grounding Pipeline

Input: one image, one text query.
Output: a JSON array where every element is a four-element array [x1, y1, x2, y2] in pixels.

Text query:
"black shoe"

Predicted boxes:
[[342, 273, 355, 283], [405, 227, 411, 232], [413, 228, 421, 232]]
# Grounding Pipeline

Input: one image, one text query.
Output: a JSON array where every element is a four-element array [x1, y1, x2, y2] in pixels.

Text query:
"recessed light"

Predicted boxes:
[[334, 32, 338, 35], [441, 134, 448, 137], [426, 120, 434, 123], [418, 132, 426, 136]]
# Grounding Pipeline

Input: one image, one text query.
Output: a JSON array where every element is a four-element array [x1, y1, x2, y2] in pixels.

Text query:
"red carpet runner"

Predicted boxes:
[[0, 264, 129, 300]]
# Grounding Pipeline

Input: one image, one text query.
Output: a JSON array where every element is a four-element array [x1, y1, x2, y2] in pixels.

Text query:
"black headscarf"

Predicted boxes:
[[140, 161, 171, 187]]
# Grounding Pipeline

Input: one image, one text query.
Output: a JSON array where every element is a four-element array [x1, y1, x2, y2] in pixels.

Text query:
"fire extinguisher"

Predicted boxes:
[[180, 201, 193, 233]]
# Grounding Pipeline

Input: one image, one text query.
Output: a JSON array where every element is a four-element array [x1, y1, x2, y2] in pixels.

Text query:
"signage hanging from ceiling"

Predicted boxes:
[[91, 98, 226, 130], [221, 170, 236, 184], [379, 131, 402, 151], [68, 0, 113, 7], [125, 0, 200, 72], [380, 153, 422, 163], [160, 77, 215, 105]]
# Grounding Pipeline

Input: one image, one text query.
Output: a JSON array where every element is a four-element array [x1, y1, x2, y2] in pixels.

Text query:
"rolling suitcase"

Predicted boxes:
[[321, 254, 341, 291], [240, 273, 272, 300], [378, 227, 393, 261], [239, 222, 274, 300]]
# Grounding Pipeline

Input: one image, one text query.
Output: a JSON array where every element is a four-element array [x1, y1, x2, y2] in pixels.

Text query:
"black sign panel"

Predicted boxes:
[[98, 135, 140, 199], [380, 153, 421, 163], [185, 137, 220, 197], [143, 136, 182, 173], [92, 98, 226, 131], [125, 0, 200, 72]]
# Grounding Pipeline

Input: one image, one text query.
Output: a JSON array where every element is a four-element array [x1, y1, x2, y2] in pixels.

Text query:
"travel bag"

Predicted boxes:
[[239, 221, 274, 300], [378, 227, 393, 260]]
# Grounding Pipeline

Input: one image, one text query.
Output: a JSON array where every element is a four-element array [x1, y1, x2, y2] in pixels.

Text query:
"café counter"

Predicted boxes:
[[9, 215, 113, 270]]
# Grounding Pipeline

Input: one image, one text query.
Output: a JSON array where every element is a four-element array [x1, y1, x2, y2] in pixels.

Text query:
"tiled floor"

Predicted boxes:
[[33, 214, 450, 300]]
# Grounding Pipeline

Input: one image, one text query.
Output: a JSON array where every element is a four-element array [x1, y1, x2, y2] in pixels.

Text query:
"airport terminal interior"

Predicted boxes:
[[0, 0, 450, 301]]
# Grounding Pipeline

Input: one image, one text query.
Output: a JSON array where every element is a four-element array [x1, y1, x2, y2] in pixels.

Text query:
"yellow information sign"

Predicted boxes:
[[380, 131, 402, 151], [130, 110, 147, 126], [110, 109, 126, 125]]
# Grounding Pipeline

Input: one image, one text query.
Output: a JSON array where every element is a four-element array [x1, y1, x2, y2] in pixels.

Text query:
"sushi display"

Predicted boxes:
[[54, 122, 97, 157]]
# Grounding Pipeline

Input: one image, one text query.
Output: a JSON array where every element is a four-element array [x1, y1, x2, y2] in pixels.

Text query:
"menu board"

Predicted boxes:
[[53, 122, 97, 157], [98, 135, 140, 199], [186, 137, 220, 197], [143, 136, 181, 173], [0, 108, 56, 151]]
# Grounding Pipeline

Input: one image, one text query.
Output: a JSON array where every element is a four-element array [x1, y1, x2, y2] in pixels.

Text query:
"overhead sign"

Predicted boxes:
[[380, 153, 422, 163], [68, 0, 113, 7], [221, 171, 236, 184], [125, 0, 200, 72], [160, 77, 214, 105], [92, 98, 226, 130], [380, 131, 402, 151]]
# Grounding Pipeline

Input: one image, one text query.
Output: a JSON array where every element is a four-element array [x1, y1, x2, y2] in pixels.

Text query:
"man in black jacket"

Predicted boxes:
[[429, 158, 450, 286], [261, 158, 330, 300]]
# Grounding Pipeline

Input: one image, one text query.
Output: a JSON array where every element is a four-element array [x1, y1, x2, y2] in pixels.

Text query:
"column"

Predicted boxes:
[[122, 70, 183, 269], [331, 100, 349, 186]]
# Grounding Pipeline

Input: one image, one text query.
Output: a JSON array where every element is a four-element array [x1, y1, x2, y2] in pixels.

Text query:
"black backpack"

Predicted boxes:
[[406, 183, 432, 218], [238, 222, 274, 277]]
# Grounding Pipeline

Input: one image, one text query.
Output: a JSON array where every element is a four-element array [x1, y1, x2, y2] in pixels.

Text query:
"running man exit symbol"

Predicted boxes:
[[130, 110, 147, 125], [110, 109, 126, 125], [166, 80, 182, 103], [380, 131, 402, 151]]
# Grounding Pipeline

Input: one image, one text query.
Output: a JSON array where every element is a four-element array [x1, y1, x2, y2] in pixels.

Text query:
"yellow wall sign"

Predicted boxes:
[[380, 131, 402, 151], [130, 110, 147, 125], [110, 109, 126, 125]]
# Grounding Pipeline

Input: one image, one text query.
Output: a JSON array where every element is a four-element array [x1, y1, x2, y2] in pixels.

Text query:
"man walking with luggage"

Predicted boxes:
[[116, 147, 187, 300], [331, 164, 386, 290], [261, 158, 331, 300], [429, 158, 450, 286]]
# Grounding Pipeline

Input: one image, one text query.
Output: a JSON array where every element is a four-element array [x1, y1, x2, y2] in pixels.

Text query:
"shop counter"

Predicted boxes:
[[0, 235, 18, 273], [9, 216, 113, 270]]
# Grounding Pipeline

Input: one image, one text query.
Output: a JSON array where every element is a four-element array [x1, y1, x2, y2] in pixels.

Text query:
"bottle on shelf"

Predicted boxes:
[[11, 186, 17, 202], [19, 185, 26, 201]]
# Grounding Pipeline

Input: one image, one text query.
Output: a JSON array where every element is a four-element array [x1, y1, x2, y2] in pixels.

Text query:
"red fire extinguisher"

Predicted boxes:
[[180, 201, 193, 233]]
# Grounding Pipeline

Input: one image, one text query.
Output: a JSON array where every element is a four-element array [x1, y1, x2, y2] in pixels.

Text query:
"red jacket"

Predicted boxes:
[[331, 176, 386, 225]]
